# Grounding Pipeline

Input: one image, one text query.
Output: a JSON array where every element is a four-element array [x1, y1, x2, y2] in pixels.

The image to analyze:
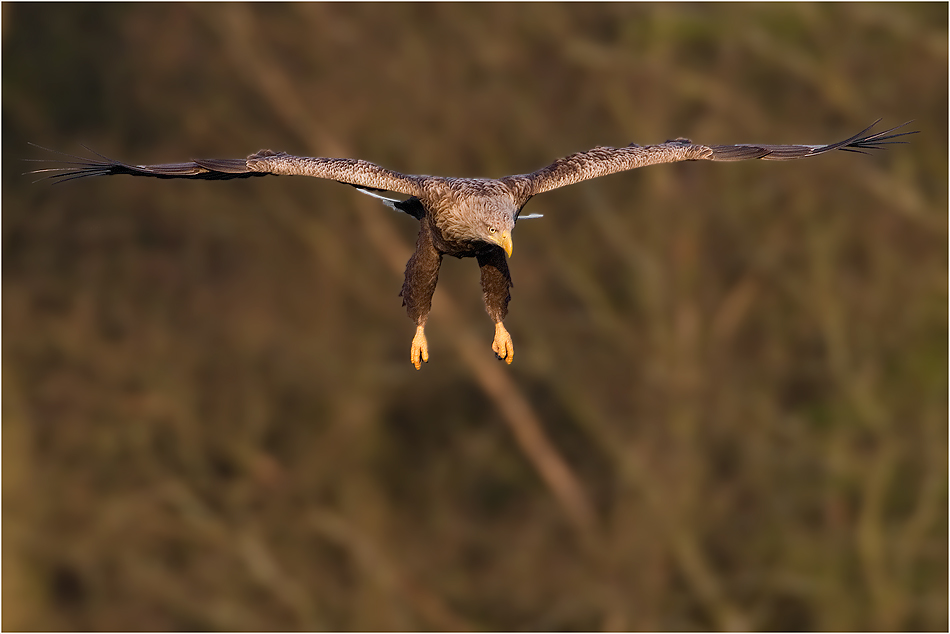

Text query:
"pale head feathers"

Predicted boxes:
[[427, 178, 518, 246]]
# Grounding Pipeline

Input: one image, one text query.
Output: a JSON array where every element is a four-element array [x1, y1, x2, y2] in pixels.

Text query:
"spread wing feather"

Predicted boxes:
[[503, 120, 916, 198], [26, 145, 425, 196]]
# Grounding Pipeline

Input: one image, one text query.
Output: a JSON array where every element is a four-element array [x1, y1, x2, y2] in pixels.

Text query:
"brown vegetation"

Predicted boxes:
[[3, 4, 946, 630]]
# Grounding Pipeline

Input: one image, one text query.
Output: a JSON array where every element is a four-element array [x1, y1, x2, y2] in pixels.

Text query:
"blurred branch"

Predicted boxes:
[[309, 509, 475, 631], [542, 373, 753, 631], [894, 413, 946, 579], [161, 478, 323, 629], [855, 443, 905, 629], [2, 366, 42, 631], [849, 165, 945, 232], [806, 224, 923, 629]]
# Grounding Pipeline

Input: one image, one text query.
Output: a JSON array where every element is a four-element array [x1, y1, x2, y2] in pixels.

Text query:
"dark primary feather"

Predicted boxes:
[[707, 118, 917, 161], [24, 143, 264, 182]]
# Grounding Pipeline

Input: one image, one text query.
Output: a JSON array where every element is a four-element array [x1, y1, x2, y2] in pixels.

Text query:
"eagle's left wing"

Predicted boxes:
[[502, 120, 915, 199]]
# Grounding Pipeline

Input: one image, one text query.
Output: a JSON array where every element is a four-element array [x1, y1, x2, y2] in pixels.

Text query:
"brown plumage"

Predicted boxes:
[[29, 120, 915, 368]]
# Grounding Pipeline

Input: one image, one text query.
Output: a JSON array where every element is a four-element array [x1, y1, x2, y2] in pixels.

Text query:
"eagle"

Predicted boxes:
[[30, 120, 914, 369]]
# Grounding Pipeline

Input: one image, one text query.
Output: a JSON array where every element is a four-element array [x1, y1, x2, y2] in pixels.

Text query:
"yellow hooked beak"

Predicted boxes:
[[496, 230, 513, 257]]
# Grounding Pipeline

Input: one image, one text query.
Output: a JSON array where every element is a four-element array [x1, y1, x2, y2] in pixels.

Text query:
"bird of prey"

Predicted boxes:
[[30, 120, 914, 369]]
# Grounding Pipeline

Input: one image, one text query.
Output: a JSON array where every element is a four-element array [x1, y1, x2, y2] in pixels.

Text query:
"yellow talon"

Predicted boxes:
[[492, 321, 514, 364], [410, 325, 429, 370]]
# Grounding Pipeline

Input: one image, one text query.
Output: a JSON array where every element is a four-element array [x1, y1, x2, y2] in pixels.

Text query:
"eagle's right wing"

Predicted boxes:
[[26, 146, 427, 197]]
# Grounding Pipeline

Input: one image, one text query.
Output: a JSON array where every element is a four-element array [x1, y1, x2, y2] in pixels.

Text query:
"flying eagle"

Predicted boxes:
[[30, 120, 914, 369]]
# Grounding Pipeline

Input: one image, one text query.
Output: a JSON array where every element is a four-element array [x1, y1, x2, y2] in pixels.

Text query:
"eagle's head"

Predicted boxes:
[[475, 202, 515, 257], [437, 181, 518, 257]]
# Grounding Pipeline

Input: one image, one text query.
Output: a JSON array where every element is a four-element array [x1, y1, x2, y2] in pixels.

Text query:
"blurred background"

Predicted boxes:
[[3, 4, 946, 631]]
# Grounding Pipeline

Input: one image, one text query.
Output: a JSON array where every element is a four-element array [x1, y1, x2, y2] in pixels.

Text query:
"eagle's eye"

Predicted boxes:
[[488, 226, 497, 234]]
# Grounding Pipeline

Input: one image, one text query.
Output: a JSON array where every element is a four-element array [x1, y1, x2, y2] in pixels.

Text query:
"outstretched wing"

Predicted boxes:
[[502, 120, 916, 199], [26, 146, 426, 197]]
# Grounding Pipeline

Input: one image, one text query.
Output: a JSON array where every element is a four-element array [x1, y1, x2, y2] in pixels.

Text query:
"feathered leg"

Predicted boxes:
[[477, 248, 514, 364], [401, 225, 443, 369]]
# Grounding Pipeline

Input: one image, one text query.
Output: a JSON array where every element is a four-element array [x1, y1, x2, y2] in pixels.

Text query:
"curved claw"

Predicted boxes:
[[410, 324, 429, 370], [492, 322, 514, 364]]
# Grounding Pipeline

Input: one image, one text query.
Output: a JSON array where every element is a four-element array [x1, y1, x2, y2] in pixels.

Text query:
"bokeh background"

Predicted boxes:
[[3, 3, 946, 631]]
